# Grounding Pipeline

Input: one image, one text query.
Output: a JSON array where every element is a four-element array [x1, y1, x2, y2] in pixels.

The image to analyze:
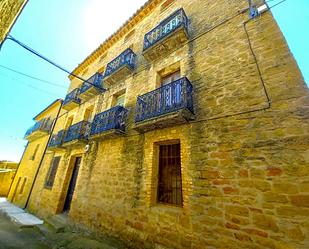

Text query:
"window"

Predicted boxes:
[[115, 93, 125, 107], [161, 70, 180, 86], [157, 143, 182, 206], [45, 156, 61, 188], [83, 106, 94, 122], [19, 178, 27, 194], [112, 90, 126, 107], [30, 144, 40, 160], [65, 116, 73, 129]]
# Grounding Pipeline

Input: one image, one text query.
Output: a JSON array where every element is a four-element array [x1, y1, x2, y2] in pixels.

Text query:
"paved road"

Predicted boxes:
[[0, 213, 126, 249]]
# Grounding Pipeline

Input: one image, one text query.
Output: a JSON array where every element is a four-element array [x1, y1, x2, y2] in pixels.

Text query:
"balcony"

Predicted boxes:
[[25, 118, 53, 141], [79, 73, 104, 101], [90, 106, 128, 140], [47, 130, 66, 151], [103, 48, 136, 85], [62, 88, 81, 111], [62, 121, 90, 147], [143, 8, 189, 61], [134, 77, 194, 132]]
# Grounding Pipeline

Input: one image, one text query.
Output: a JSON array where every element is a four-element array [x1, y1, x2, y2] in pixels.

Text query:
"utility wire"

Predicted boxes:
[[0, 64, 66, 89], [5, 35, 105, 91], [268, 0, 287, 9], [0, 72, 60, 97]]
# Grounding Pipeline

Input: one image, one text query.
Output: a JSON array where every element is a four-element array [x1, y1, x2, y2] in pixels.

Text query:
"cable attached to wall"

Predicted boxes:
[[3, 35, 105, 91]]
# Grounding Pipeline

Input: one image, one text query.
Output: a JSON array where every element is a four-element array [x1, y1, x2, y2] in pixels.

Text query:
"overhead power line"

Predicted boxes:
[[0, 64, 66, 89], [268, 0, 287, 9], [4, 35, 105, 91], [0, 72, 60, 97]]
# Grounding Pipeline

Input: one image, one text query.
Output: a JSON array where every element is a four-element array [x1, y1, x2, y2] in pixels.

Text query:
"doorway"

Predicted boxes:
[[63, 156, 82, 212]]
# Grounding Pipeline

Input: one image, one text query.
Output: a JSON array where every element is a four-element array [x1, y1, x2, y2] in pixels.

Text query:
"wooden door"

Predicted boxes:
[[63, 156, 82, 212]]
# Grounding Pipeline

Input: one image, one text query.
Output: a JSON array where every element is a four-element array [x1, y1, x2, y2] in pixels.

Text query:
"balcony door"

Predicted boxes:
[[83, 106, 93, 123], [65, 116, 73, 130], [115, 93, 125, 107], [63, 156, 82, 213], [161, 70, 181, 108]]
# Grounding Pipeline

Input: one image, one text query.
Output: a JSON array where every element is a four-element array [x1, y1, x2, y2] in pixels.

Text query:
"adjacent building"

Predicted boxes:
[[9, 0, 309, 248], [0, 161, 18, 197], [8, 99, 62, 208]]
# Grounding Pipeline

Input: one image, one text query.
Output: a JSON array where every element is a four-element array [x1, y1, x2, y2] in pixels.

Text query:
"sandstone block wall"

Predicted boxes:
[[27, 1, 309, 248], [8, 100, 62, 208]]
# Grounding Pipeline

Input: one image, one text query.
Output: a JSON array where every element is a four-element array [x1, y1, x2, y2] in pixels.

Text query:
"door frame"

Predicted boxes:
[[56, 154, 82, 214]]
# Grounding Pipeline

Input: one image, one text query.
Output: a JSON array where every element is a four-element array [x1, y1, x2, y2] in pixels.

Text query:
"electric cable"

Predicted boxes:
[[4, 35, 105, 91], [268, 0, 287, 9], [0, 72, 60, 97], [0, 64, 66, 88]]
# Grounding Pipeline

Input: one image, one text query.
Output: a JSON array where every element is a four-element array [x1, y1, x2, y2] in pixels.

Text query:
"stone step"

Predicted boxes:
[[44, 214, 68, 233], [35, 223, 52, 236]]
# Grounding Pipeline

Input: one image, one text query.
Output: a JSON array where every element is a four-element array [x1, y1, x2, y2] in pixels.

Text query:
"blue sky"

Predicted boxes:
[[0, 0, 308, 162]]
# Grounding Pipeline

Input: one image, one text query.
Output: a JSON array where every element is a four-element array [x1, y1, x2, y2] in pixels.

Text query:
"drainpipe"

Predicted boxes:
[[24, 100, 63, 210]]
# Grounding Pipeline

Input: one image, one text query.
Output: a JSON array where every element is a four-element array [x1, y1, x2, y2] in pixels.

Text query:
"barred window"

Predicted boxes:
[[157, 143, 182, 206], [45, 156, 61, 188]]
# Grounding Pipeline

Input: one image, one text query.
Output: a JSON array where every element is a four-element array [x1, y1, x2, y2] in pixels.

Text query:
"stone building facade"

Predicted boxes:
[[8, 99, 62, 208], [14, 0, 309, 248]]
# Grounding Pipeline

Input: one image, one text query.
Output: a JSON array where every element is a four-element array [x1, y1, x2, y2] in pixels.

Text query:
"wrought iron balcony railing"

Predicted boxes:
[[63, 121, 91, 143], [135, 77, 193, 123], [48, 130, 65, 148], [90, 106, 128, 136], [24, 118, 53, 138], [104, 48, 136, 78], [63, 88, 81, 106], [80, 73, 104, 94], [143, 8, 188, 51]]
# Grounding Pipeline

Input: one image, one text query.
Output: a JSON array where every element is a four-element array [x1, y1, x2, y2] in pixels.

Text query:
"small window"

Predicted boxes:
[[157, 143, 182, 206], [115, 93, 125, 107], [45, 156, 61, 188], [83, 106, 94, 122], [30, 144, 40, 160], [19, 178, 27, 194], [65, 116, 73, 129], [112, 90, 126, 107]]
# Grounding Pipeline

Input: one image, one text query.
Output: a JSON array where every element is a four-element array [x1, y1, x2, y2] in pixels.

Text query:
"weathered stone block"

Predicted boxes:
[[290, 195, 309, 207], [252, 213, 279, 232], [225, 205, 249, 217]]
